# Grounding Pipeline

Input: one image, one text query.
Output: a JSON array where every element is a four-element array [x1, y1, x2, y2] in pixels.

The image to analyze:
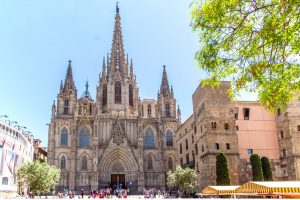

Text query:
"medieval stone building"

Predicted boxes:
[[47, 5, 179, 193]]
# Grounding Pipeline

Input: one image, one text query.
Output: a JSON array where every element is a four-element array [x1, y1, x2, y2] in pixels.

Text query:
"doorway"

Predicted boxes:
[[111, 174, 125, 187]]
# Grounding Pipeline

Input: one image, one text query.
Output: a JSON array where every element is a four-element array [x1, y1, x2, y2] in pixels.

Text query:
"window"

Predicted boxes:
[[185, 128, 187, 134], [60, 128, 68, 145], [235, 125, 239, 131], [129, 85, 133, 107], [194, 126, 197, 134], [64, 99, 69, 115], [277, 108, 281, 116], [147, 155, 153, 169], [61, 155, 66, 169], [2, 177, 8, 185], [166, 131, 173, 146], [192, 135, 194, 143], [195, 143, 198, 155], [234, 107, 239, 119], [180, 143, 182, 154], [102, 84, 107, 106], [247, 149, 253, 155], [186, 154, 189, 164], [211, 122, 217, 130], [298, 125, 300, 131], [141, 105, 144, 117], [185, 139, 188, 150], [180, 158, 183, 166], [201, 126, 203, 133], [144, 128, 155, 148], [165, 102, 170, 117], [147, 105, 152, 117], [202, 145, 204, 152], [243, 108, 250, 120], [280, 130, 284, 139], [226, 143, 230, 150], [80, 128, 90, 147], [115, 81, 121, 104], [215, 143, 220, 150], [82, 156, 88, 170], [282, 149, 287, 157], [168, 157, 173, 170], [224, 123, 229, 130]]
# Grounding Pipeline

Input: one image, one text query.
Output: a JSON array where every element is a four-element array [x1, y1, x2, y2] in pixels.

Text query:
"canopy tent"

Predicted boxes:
[[236, 181, 300, 194], [202, 186, 240, 195]]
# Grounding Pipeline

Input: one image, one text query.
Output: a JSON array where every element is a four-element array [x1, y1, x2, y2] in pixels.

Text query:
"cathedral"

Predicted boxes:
[[47, 4, 180, 193]]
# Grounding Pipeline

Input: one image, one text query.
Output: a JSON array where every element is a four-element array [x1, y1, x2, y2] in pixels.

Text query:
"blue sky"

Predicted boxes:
[[0, 0, 256, 146]]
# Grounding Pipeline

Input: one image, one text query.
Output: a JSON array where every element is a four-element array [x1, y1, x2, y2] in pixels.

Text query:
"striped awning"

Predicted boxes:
[[202, 186, 240, 195], [236, 181, 300, 194]]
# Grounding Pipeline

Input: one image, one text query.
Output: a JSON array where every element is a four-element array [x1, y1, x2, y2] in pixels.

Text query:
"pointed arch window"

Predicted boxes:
[[166, 131, 173, 146], [61, 155, 66, 170], [60, 128, 68, 146], [115, 82, 121, 104], [82, 156, 88, 170], [102, 84, 107, 106], [147, 105, 152, 117], [168, 157, 173, 170], [147, 155, 153, 170], [144, 128, 155, 148], [129, 85, 133, 107], [165, 102, 170, 117], [80, 128, 90, 147], [64, 99, 69, 115]]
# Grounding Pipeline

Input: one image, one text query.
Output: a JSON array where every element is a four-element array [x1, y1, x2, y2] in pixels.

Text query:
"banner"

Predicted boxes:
[[3, 149, 15, 177]]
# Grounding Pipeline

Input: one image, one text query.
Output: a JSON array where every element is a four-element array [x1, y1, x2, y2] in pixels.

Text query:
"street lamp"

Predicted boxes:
[[9, 121, 18, 126]]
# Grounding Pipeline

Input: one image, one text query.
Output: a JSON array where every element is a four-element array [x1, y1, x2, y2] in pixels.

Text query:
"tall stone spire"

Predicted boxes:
[[109, 2, 127, 76], [102, 57, 107, 80], [63, 60, 77, 93], [160, 65, 171, 97], [130, 58, 133, 77]]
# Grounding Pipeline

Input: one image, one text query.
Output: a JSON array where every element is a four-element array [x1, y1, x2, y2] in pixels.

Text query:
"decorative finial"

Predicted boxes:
[[85, 80, 89, 91], [68, 60, 72, 65], [116, 2, 119, 13]]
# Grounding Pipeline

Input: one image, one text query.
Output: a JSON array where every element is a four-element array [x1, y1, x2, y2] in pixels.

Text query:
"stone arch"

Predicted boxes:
[[166, 154, 176, 171], [58, 153, 68, 170], [145, 153, 156, 170], [99, 147, 138, 172]]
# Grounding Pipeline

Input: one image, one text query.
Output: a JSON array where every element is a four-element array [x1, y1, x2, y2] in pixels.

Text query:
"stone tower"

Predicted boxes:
[[47, 4, 179, 194]]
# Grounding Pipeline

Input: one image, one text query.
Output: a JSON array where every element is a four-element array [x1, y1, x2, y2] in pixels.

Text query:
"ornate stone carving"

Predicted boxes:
[[112, 123, 124, 145]]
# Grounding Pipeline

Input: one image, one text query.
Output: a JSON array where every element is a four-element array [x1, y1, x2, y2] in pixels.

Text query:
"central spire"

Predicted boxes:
[[109, 2, 127, 77]]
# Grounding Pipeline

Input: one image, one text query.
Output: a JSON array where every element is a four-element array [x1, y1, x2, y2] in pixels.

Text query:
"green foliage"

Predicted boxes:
[[17, 161, 60, 194], [261, 156, 273, 181], [216, 152, 231, 185], [167, 165, 199, 195], [191, 0, 300, 111], [250, 154, 264, 181]]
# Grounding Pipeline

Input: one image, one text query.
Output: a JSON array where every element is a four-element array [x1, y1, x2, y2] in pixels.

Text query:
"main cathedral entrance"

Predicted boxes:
[[111, 174, 125, 188]]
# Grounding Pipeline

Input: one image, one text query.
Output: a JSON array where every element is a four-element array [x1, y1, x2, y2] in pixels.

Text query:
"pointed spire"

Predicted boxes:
[[81, 80, 92, 99], [60, 80, 63, 92], [130, 58, 133, 77], [63, 60, 77, 93], [52, 100, 56, 119], [177, 105, 181, 123], [102, 57, 107, 80], [116, 2, 119, 14], [160, 65, 171, 97], [171, 85, 174, 95], [109, 2, 127, 76]]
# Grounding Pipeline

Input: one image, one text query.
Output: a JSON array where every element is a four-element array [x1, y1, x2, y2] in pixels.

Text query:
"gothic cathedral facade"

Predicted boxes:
[[47, 5, 180, 193]]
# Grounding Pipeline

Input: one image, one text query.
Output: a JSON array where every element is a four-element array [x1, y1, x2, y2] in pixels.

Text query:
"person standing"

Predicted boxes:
[[81, 189, 84, 199]]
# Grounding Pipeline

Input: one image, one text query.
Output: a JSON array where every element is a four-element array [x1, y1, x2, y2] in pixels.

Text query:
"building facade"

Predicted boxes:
[[33, 139, 47, 163], [0, 121, 34, 197], [176, 81, 300, 190], [47, 5, 179, 193]]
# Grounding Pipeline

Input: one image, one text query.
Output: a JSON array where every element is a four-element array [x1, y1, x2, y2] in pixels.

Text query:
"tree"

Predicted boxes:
[[17, 161, 60, 194], [191, 0, 300, 111], [216, 152, 231, 185], [250, 154, 263, 181], [261, 156, 273, 181], [167, 165, 198, 196]]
